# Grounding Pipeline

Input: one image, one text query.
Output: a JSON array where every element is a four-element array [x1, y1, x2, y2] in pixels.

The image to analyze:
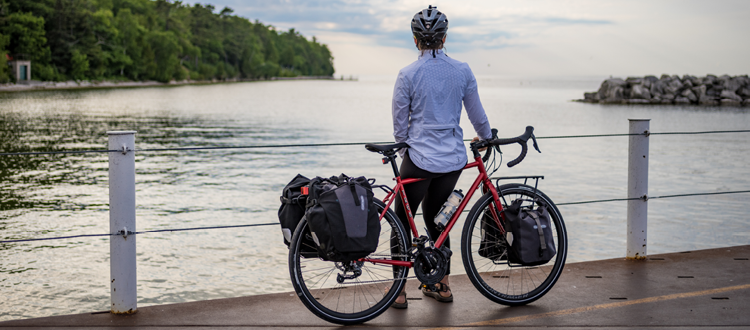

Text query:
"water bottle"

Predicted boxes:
[[434, 190, 464, 231]]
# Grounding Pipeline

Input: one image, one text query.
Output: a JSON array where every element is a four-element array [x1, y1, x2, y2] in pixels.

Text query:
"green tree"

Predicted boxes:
[[0, 11, 55, 80], [0, 33, 10, 83], [146, 30, 181, 82], [2, 0, 334, 82], [113, 8, 141, 78], [70, 49, 90, 80]]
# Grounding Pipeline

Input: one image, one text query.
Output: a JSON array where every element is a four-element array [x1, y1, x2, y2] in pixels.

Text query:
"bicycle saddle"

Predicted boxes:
[[364, 142, 409, 154]]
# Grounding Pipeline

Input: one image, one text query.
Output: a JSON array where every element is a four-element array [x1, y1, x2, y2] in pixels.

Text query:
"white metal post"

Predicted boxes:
[[627, 120, 649, 260], [108, 131, 138, 314]]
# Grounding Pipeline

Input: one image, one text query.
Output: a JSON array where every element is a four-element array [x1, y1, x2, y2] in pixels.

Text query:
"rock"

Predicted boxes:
[[584, 92, 600, 101], [722, 78, 742, 92], [628, 99, 651, 104], [630, 84, 651, 99], [692, 85, 706, 98], [582, 74, 750, 106], [681, 89, 698, 102], [643, 75, 657, 88], [598, 78, 627, 101], [626, 77, 643, 85], [721, 99, 742, 106], [650, 80, 665, 95], [665, 79, 684, 94], [682, 74, 697, 82], [674, 97, 691, 105], [699, 96, 719, 105], [720, 90, 742, 101], [703, 74, 717, 85], [706, 86, 721, 96]]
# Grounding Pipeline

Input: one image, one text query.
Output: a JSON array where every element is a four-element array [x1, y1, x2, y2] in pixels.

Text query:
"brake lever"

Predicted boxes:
[[490, 128, 501, 155], [531, 133, 541, 153]]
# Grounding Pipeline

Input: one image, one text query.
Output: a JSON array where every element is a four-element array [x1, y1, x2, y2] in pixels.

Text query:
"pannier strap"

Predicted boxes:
[[280, 196, 305, 205], [348, 182, 360, 206], [527, 211, 547, 254]]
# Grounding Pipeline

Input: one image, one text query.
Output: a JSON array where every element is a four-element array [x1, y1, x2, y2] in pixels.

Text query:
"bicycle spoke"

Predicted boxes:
[[462, 186, 566, 305], [289, 199, 409, 324]]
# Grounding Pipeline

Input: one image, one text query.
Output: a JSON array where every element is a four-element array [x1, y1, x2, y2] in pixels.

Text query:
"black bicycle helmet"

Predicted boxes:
[[411, 5, 449, 48]]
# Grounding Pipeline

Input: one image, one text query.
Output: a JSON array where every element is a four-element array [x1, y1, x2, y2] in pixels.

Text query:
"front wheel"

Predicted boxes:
[[288, 198, 409, 325], [461, 183, 567, 306]]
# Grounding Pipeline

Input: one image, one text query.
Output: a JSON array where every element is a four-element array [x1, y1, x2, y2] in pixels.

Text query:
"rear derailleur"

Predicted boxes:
[[335, 260, 363, 283]]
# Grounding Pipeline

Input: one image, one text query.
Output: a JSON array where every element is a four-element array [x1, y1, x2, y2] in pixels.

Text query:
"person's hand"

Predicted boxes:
[[472, 137, 488, 152]]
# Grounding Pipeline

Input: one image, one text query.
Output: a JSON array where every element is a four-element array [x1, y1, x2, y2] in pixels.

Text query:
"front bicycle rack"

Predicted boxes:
[[490, 175, 548, 269], [491, 175, 544, 204]]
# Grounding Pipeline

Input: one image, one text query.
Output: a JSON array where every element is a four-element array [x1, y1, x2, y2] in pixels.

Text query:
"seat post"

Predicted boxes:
[[388, 154, 400, 178]]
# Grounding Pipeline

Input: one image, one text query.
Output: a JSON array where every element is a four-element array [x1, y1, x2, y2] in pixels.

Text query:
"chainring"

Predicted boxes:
[[413, 247, 448, 285]]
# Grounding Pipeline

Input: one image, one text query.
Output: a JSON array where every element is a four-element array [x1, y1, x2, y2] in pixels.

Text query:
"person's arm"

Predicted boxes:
[[464, 72, 492, 140], [392, 72, 411, 144]]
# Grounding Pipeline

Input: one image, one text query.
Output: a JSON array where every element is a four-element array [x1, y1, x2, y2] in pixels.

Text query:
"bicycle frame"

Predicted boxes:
[[364, 154, 507, 268]]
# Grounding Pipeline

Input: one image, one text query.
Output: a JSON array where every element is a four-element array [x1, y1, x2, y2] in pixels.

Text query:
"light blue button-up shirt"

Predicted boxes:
[[392, 49, 492, 173]]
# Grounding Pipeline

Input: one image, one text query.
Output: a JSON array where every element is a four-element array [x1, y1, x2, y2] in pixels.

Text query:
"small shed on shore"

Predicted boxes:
[[7, 54, 31, 82]]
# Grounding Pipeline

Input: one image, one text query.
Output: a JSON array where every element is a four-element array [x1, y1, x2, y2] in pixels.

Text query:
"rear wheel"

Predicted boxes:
[[461, 183, 567, 306], [288, 199, 409, 325]]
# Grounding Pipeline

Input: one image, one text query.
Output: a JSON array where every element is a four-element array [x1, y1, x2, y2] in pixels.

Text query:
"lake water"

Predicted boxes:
[[1, 76, 749, 321]]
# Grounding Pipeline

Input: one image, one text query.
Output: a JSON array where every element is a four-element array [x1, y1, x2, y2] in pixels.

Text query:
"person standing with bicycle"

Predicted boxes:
[[391, 5, 493, 308]]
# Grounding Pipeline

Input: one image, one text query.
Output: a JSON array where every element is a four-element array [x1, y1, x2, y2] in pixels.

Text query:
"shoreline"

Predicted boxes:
[[0, 76, 348, 94]]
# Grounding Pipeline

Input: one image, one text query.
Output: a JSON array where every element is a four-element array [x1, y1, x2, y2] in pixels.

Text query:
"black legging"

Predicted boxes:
[[394, 151, 462, 275]]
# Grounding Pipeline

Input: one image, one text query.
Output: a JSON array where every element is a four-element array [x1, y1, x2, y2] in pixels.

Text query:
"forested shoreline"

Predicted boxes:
[[0, 0, 335, 83]]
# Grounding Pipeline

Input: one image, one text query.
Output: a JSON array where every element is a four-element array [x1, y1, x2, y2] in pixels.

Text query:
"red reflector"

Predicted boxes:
[[301, 187, 309, 195], [382, 159, 387, 164]]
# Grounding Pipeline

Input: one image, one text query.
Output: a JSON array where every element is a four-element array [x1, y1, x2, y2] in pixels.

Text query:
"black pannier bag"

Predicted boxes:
[[502, 199, 556, 266], [478, 210, 507, 261], [278, 174, 318, 255], [304, 174, 381, 262]]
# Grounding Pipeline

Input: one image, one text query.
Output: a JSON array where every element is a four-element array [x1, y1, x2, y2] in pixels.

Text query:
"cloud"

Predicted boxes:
[[182, 0, 750, 76], [185, 0, 611, 51]]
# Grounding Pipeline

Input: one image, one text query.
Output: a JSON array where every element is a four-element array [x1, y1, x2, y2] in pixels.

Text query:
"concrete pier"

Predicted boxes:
[[2, 245, 748, 329]]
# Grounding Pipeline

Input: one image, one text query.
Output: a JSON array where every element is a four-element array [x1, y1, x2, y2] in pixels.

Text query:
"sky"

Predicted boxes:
[[182, 0, 750, 78]]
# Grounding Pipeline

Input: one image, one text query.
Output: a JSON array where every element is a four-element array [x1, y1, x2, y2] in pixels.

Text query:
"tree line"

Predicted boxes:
[[0, 0, 335, 83]]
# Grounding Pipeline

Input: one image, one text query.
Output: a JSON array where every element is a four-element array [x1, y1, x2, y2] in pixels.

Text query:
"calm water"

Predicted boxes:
[[1, 76, 749, 320]]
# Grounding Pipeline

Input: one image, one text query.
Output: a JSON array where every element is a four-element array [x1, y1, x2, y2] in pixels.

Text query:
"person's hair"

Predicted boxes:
[[417, 39, 443, 51]]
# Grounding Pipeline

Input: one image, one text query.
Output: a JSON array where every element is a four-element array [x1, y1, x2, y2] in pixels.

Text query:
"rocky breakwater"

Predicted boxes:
[[580, 74, 750, 106]]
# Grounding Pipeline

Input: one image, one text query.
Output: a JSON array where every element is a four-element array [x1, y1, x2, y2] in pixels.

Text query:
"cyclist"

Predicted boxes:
[[391, 5, 492, 308]]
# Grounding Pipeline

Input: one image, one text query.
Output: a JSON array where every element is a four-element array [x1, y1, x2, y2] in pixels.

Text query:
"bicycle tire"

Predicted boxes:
[[288, 198, 409, 325], [461, 183, 567, 306]]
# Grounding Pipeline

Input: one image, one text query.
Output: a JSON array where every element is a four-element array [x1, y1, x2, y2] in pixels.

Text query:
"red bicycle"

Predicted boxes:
[[288, 126, 567, 325]]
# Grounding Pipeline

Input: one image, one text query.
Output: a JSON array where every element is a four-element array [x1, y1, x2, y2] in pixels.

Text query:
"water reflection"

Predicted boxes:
[[1, 79, 749, 321]]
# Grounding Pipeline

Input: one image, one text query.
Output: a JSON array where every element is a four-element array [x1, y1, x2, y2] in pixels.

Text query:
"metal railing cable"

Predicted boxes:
[[557, 189, 750, 206], [0, 222, 277, 244], [2, 129, 750, 157], [3, 190, 749, 245]]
